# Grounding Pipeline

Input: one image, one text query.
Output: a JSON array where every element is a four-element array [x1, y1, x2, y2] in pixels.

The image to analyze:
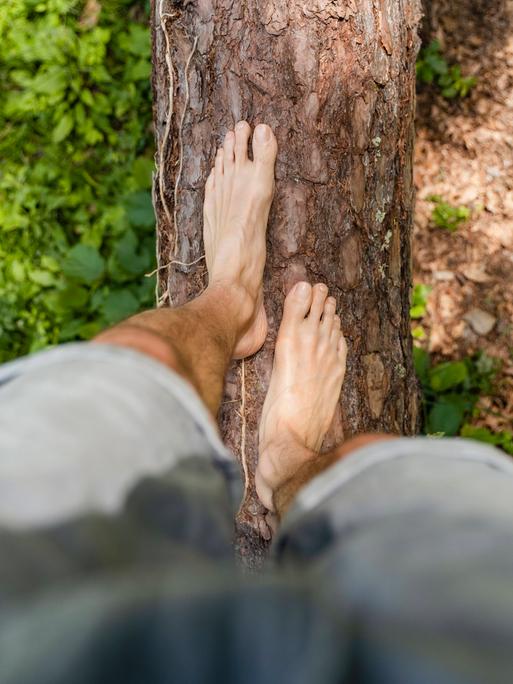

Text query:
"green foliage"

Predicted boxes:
[[414, 348, 501, 437], [410, 283, 432, 319], [460, 425, 513, 456], [417, 41, 477, 99], [429, 195, 471, 232], [0, 0, 156, 362], [410, 284, 431, 341]]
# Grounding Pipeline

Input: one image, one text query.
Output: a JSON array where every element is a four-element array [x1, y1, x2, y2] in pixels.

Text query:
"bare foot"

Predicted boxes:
[[203, 121, 277, 359], [256, 282, 347, 511]]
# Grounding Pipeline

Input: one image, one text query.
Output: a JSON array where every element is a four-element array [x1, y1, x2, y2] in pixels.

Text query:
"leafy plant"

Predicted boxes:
[[410, 284, 431, 340], [0, 0, 156, 362], [460, 425, 513, 456], [410, 284, 432, 319], [414, 348, 501, 437], [417, 41, 477, 99], [429, 195, 471, 232]]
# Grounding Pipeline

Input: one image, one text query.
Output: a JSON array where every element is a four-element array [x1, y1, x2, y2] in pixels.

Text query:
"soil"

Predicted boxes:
[[414, 0, 513, 432]]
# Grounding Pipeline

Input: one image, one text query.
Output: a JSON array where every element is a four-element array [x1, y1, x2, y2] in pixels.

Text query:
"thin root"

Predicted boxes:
[[145, 254, 205, 278], [173, 34, 199, 255], [238, 359, 250, 506]]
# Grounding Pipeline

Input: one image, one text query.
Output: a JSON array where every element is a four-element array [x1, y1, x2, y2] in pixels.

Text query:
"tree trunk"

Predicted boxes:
[[151, 0, 422, 566]]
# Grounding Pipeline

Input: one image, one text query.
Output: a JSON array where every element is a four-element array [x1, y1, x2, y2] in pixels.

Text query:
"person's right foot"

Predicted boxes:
[[203, 121, 278, 359], [256, 282, 347, 512]]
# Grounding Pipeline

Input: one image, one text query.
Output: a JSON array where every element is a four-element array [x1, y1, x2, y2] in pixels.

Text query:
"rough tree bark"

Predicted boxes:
[[151, 0, 422, 564]]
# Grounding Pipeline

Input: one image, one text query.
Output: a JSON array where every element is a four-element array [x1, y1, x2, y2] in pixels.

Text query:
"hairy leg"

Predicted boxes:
[[256, 282, 393, 518], [94, 122, 277, 417], [272, 434, 395, 519]]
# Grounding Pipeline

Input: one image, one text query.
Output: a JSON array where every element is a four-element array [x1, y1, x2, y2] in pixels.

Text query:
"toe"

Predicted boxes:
[[215, 147, 224, 177], [252, 124, 278, 172], [215, 150, 223, 217], [307, 283, 329, 323], [282, 282, 313, 325], [234, 121, 251, 165], [338, 334, 348, 363], [205, 167, 215, 192], [223, 130, 235, 168], [322, 297, 336, 333], [330, 315, 341, 343]]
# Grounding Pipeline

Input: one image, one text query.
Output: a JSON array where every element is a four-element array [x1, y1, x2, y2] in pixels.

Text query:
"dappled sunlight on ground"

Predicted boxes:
[[414, 0, 513, 432]]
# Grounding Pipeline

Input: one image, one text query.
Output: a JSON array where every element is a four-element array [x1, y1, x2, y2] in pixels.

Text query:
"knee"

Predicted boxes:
[[93, 325, 182, 374], [331, 433, 396, 462]]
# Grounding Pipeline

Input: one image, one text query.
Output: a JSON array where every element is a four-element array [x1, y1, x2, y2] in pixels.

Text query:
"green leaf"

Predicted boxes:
[[412, 326, 426, 341], [100, 289, 140, 324], [52, 113, 74, 143], [460, 425, 498, 445], [429, 361, 468, 392], [110, 229, 152, 278], [62, 244, 105, 284], [128, 59, 151, 81], [410, 283, 431, 319], [441, 85, 458, 99], [59, 319, 87, 342], [132, 157, 154, 189], [413, 346, 430, 385], [28, 269, 56, 287], [77, 321, 103, 339], [428, 398, 465, 436], [10, 260, 25, 282], [44, 284, 89, 313], [124, 191, 155, 228]]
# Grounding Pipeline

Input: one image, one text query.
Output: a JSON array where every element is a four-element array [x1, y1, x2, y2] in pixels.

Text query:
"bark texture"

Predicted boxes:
[[151, 0, 422, 565]]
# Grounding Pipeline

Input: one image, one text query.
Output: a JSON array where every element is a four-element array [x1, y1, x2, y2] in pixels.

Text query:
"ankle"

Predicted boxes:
[[205, 280, 257, 334], [256, 437, 317, 514]]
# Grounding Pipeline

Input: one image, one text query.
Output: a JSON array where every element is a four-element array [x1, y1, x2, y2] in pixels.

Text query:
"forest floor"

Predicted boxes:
[[414, 0, 513, 433]]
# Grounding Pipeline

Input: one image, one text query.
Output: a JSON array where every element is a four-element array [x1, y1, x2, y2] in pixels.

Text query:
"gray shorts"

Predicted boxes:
[[2, 343, 513, 684]]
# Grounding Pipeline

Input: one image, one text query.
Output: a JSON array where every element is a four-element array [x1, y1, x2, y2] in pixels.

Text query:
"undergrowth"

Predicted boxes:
[[411, 286, 513, 454], [429, 195, 471, 232], [417, 40, 477, 99], [0, 0, 156, 362]]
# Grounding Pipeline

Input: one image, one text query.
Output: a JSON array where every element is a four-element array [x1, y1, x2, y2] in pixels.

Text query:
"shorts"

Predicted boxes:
[[1, 343, 513, 684]]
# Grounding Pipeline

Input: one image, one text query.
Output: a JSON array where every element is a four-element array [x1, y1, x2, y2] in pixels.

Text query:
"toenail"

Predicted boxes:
[[255, 124, 271, 141], [225, 131, 234, 140], [295, 282, 311, 298], [236, 121, 248, 130]]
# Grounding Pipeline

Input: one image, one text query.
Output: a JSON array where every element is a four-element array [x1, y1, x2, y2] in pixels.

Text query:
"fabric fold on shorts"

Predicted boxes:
[[0, 343, 241, 530], [282, 437, 513, 530]]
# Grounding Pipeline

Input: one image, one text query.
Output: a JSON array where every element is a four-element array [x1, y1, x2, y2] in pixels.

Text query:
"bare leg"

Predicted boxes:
[[94, 121, 278, 417], [256, 282, 394, 518]]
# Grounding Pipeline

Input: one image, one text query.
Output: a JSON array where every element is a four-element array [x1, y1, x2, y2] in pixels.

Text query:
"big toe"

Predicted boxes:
[[252, 124, 278, 170], [282, 282, 312, 326]]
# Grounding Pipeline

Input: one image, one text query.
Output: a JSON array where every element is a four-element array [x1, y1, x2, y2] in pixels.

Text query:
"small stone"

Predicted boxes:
[[463, 308, 496, 336], [461, 265, 490, 283], [486, 166, 502, 179], [433, 270, 454, 281]]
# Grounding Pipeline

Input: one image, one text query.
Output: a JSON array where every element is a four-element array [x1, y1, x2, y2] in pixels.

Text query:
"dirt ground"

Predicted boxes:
[[414, 0, 513, 432]]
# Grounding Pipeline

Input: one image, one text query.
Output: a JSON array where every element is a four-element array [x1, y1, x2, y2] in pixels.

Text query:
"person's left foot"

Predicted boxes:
[[203, 121, 278, 359], [256, 282, 347, 511]]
